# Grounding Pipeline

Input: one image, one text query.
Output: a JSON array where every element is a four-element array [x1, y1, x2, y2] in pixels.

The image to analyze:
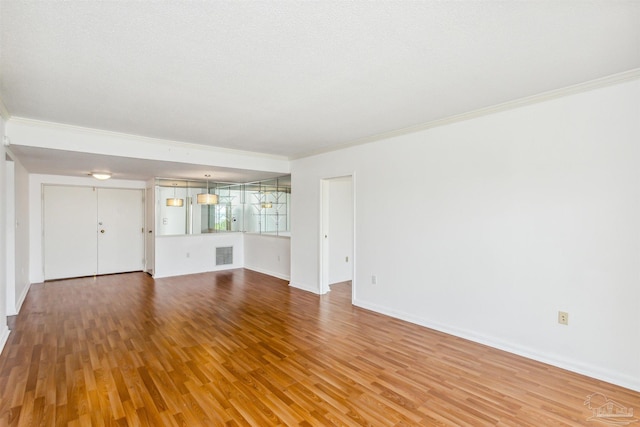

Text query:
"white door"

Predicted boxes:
[[44, 186, 144, 280], [97, 188, 144, 275], [44, 185, 98, 280], [328, 177, 353, 284], [320, 175, 355, 297]]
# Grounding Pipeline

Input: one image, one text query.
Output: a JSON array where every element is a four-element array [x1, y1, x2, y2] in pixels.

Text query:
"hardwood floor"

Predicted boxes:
[[0, 270, 637, 426]]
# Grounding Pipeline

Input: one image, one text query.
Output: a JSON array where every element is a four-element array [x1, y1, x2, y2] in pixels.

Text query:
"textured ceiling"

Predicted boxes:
[[1, 1, 639, 159]]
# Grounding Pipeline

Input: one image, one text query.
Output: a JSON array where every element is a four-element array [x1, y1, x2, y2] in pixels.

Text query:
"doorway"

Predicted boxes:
[[43, 185, 144, 280], [320, 175, 355, 299]]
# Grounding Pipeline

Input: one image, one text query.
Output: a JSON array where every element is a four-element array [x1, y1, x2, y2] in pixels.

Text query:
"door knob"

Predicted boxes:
[[100, 229, 105, 233]]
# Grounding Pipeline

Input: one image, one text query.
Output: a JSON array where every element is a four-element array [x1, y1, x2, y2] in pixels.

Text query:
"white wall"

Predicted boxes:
[[154, 233, 244, 278], [0, 114, 9, 351], [28, 174, 291, 283], [290, 78, 640, 391], [8, 116, 291, 285], [10, 157, 30, 314], [157, 186, 189, 236], [244, 234, 291, 280], [7, 118, 290, 174], [28, 174, 146, 283], [5, 161, 15, 314], [328, 177, 353, 284]]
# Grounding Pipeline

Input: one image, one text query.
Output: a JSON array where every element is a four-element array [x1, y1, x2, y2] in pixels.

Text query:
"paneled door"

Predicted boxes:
[[97, 188, 144, 275], [43, 185, 144, 280]]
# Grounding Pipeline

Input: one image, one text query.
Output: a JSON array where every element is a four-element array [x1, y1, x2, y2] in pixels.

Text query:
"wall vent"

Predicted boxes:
[[216, 246, 233, 266]]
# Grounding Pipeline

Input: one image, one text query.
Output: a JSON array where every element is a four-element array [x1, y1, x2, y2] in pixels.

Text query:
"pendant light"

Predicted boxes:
[[260, 181, 272, 208], [166, 183, 184, 207], [197, 174, 219, 205]]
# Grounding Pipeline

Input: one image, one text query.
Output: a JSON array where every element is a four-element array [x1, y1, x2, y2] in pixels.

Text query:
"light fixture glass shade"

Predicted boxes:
[[197, 193, 218, 204], [261, 202, 273, 208], [91, 172, 111, 180], [166, 198, 184, 207]]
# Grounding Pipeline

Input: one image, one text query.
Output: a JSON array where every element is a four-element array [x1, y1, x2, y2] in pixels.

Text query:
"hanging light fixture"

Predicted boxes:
[[260, 182, 272, 208], [166, 183, 184, 207], [197, 174, 219, 204]]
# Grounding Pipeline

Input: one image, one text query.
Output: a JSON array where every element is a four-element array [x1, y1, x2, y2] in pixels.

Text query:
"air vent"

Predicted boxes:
[[216, 246, 233, 266]]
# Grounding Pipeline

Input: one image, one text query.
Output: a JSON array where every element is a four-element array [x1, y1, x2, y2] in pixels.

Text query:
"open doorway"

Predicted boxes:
[[320, 175, 355, 300]]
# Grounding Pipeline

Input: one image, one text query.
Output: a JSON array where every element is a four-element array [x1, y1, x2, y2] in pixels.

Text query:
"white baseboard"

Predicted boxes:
[[14, 282, 31, 315], [244, 266, 290, 281], [288, 281, 321, 294], [6, 281, 30, 316], [354, 298, 640, 393], [0, 325, 10, 356], [153, 263, 243, 279]]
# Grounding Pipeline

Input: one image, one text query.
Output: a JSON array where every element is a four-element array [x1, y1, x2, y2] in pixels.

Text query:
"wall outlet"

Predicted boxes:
[[371, 275, 377, 285], [345, 256, 349, 262], [558, 311, 569, 325]]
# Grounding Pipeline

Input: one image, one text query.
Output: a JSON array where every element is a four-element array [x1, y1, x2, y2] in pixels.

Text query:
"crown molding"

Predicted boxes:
[[290, 68, 640, 160], [7, 116, 289, 162]]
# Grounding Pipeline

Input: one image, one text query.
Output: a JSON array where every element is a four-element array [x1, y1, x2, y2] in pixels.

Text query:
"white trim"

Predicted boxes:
[[0, 326, 10, 355], [288, 281, 320, 294], [319, 179, 329, 294], [10, 282, 31, 316], [244, 266, 290, 281], [291, 68, 640, 160], [350, 172, 357, 305], [354, 298, 640, 393], [5, 160, 16, 315], [8, 116, 289, 161]]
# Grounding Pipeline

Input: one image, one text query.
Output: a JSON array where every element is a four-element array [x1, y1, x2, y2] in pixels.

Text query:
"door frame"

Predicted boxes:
[[145, 186, 155, 275], [5, 158, 16, 314], [319, 173, 356, 301]]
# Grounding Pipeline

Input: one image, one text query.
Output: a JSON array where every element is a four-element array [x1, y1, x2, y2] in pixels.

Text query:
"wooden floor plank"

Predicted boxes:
[[0, 270, 637, 426]]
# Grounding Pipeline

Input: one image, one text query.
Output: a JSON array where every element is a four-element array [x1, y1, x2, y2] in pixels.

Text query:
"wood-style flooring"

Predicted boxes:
[[0, 269, 637, 426]]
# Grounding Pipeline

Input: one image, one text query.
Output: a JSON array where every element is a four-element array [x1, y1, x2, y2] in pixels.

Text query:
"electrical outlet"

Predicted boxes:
[[371, 275, 377, 285], [558, 311, 568, 325], [345, 256, 349, 262]]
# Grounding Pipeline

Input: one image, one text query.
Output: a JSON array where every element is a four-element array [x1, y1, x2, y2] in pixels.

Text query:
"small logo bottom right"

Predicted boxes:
[[584, 392, 638, 426]]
